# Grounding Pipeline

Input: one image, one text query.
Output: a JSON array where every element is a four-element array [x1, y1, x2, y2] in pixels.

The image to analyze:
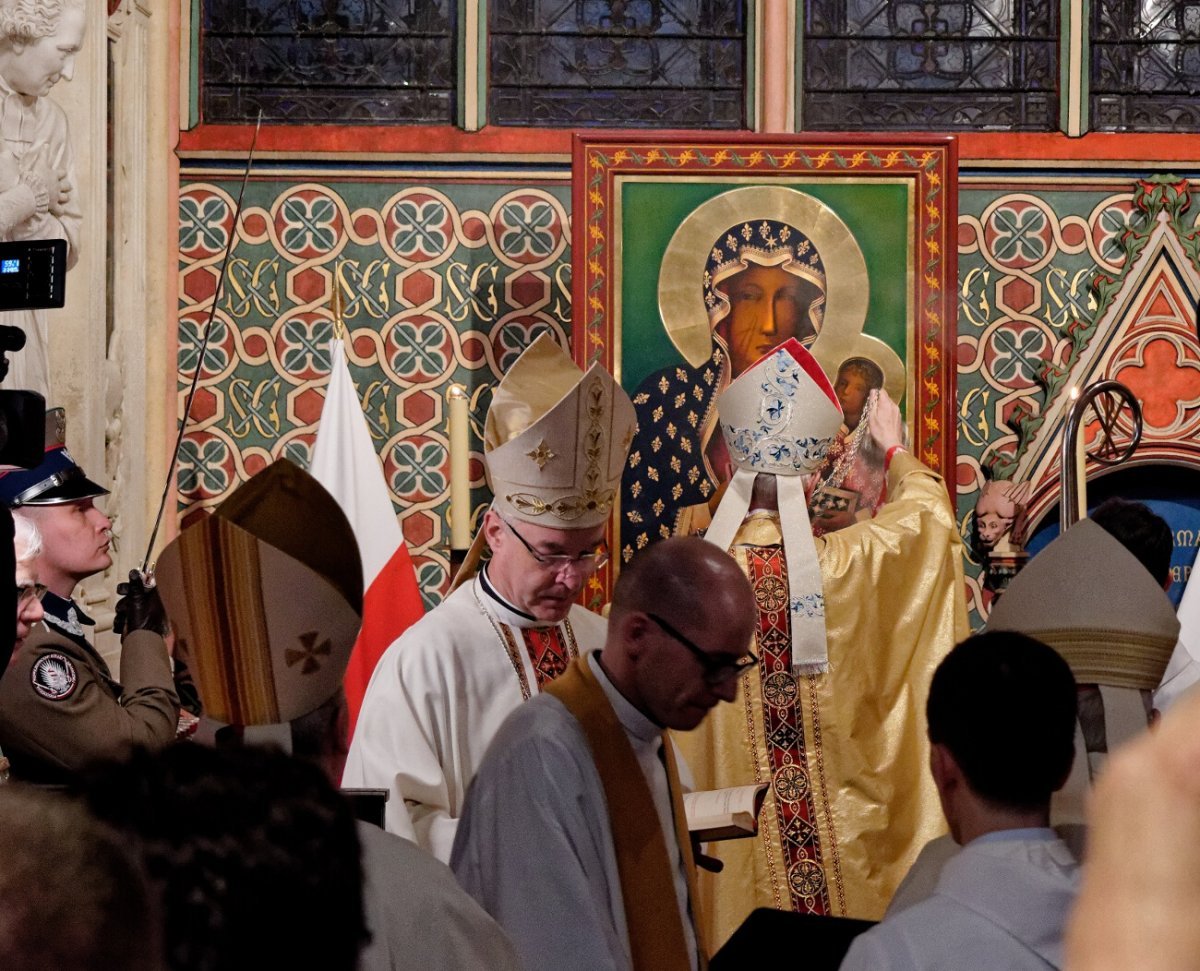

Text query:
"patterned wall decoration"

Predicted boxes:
[[178, 169, 1200, 624], [957, 175, 1200, 625], [176, 176, 572, 607]]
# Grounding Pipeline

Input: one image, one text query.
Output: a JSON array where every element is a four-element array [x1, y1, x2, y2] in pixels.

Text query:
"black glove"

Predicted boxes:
[[113, 569, 167, 640]]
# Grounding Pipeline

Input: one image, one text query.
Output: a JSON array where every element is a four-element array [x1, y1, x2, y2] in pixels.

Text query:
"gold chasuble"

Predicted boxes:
[[546, 657, 706, 971], [675, 450, 968, 946]]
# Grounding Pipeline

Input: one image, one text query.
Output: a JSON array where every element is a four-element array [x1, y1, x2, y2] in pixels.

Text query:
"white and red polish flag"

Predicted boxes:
[[310, 338, 425, 735]]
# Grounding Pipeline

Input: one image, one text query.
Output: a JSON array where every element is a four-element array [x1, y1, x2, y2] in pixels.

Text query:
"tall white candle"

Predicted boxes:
[[448, 384, 470, 549]]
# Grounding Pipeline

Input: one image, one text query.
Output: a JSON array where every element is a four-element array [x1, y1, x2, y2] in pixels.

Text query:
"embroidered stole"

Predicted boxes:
[[545, 657, 706, 971], [745, 545, 834, 915]]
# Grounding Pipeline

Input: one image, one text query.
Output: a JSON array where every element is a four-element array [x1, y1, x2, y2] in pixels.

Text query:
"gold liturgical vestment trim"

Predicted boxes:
[[545, 657, 706, 971], [674, 451, 968, 947]]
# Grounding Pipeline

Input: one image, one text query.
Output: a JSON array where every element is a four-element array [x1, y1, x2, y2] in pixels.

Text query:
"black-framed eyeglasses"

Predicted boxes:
[[646, 611, 757, 685], [500, 517, 610, 575], [16, 582, 46, 607]]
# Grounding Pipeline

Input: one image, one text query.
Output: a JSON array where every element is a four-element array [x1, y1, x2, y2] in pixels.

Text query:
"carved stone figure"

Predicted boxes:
[[0, 0, 85, 395], [974, 477, 1029, 555], [974, 476, 1031, 593]]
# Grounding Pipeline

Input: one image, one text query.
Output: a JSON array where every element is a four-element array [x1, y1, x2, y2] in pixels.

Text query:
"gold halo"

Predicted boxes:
[[812, 332, 906, 405], [658, 185, 869, 369]]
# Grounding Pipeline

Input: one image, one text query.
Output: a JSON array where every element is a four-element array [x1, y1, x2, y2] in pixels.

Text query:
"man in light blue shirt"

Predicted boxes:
[[841, 630, 1080, 971]]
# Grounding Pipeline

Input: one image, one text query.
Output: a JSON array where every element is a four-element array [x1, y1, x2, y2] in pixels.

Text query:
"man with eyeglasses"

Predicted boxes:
[[0, 409, 178, 783], [452, 535, 757, 971], [676, 339, 969, 944], [344, 334, 637, 860]]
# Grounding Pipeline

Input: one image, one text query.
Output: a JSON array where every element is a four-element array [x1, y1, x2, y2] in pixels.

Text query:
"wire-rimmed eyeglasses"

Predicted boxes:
[[500, 517, 610, 575]]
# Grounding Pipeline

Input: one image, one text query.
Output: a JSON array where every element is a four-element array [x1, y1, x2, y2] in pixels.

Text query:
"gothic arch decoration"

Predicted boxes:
[[985, 176, 1200, 538]]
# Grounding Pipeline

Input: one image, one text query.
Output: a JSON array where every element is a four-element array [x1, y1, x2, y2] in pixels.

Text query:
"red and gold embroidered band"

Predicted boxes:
[[746, 546, 832, 916]]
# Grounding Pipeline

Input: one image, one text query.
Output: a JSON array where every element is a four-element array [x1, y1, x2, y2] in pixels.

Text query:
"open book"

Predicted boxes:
[[684, 782, 769, 842]]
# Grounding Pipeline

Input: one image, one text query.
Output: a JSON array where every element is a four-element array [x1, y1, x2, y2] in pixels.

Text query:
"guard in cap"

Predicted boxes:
[[0, 409, 179, 783], [674, 338, 969, 939], [0, 409, 111, 649], [343, 333, 637, 859]]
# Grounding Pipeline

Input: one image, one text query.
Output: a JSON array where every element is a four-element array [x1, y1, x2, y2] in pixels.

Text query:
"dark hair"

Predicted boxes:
[[77, 744, 367, 971], [0, 786, 160, 971], [837, 357, 884, 390], [927, 630, 1077, 811], [1090, 496, 1172, 587]]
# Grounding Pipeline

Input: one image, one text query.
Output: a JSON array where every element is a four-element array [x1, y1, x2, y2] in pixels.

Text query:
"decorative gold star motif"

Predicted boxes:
[[526, 440, 556, 470]]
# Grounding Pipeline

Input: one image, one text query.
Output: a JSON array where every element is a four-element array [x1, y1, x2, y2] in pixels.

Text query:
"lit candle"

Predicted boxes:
[[447, 384, 470, 549]]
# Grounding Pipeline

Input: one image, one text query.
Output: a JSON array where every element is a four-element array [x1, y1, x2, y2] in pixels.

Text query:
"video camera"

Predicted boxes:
[[0, 238, 69, 469]]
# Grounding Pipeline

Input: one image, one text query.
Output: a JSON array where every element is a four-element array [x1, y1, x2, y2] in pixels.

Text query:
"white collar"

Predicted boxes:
[[587, 650, 661, 746]]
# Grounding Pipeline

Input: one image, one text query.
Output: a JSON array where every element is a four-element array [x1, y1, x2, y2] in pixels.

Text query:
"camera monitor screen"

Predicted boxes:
[[0, 239, 66, 311]]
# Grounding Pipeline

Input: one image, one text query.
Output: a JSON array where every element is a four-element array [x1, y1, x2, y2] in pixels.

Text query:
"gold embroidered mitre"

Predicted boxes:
[[485, 333, 636, 530], [157, 460, 364, 725], [704, 338, 843, 672], [986, 518, 1178, 690]]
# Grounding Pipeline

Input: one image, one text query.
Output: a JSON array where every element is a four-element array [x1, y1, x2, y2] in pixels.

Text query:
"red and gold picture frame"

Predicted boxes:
[[571, 132, 958, 587]]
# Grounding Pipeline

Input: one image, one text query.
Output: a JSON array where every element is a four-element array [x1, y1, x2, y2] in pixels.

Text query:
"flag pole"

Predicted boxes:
[[142, 112, 263, 573]]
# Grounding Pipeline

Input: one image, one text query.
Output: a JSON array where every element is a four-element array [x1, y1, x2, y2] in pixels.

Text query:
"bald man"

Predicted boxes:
[[451, 537, 757, 971]]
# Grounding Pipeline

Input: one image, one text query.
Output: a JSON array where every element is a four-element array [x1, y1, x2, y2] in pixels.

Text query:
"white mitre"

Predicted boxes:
[[704, 338, 843, 672], [484, 332, 637, 531]]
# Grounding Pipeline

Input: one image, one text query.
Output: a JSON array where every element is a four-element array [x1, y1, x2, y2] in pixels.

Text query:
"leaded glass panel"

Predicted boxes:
[[1092, 1, 1200, 131], [488, 1, 746, 128], [201, 0, 456, 124], [803, 1, 1059, 130]]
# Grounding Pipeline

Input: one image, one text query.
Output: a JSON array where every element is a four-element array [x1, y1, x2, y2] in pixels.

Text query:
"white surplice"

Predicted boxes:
[[449, 652, 698, 971], [342, 568, 607, 860], [840, 830, 1079, 971]]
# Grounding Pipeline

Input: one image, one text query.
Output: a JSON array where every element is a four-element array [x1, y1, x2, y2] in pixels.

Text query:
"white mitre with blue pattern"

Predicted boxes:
[[704, 339, 842, 673]]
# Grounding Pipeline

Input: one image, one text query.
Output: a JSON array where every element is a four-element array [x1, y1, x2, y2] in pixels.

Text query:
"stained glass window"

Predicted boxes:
[[1092, 1, 1200, 131], [201, 0, 456, 124], [802, 1, 1059, 130], [488, 0, 746, 128]]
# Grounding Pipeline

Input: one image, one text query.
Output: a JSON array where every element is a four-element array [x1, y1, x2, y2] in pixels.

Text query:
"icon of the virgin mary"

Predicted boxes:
[[619, 185, 905, 558]]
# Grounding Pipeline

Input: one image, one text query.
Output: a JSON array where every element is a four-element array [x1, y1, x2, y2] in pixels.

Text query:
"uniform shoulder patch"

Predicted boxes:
[[31, 652, 78, 701]]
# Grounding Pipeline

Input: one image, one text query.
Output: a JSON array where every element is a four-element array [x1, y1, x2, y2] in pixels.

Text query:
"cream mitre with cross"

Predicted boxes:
[[485, 332, 637, 531], [704, 338, 843, 673]]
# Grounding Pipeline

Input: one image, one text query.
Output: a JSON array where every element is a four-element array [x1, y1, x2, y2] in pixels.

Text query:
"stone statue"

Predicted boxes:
[[973, 476, 1031, 593], [0, 0, 85, 396]]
